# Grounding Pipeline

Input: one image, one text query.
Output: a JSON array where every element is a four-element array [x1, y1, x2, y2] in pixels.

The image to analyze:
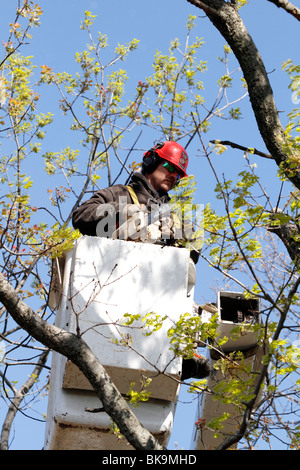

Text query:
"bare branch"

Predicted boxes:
[[0, 349, 49, 450], [267, 0, 300, 21], [210, 139, 273, 159]]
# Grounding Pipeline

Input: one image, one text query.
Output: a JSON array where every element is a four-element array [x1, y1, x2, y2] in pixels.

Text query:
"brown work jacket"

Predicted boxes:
[[72, 172, 170, 236]]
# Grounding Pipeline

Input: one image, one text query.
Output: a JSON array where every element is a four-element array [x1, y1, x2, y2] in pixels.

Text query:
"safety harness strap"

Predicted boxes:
[[126, 185, 140, 206]]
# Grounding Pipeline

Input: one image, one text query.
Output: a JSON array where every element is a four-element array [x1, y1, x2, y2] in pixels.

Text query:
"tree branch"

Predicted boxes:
[[267, 0, 300, 21], [186, 0, 219, 15], [0, 349, 49, 450], [0, 273, 164, 450], [267, 215, 300, 267], [210, 139, 273, 159]]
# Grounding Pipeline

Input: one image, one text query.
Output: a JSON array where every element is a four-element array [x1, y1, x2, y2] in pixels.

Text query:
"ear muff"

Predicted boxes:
[[142, 151, 159, 174], [142, 143, 164, 174]]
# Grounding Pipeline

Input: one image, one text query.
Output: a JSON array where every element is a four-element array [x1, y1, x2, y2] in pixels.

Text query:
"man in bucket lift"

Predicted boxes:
[[72, 141, 211, 380]]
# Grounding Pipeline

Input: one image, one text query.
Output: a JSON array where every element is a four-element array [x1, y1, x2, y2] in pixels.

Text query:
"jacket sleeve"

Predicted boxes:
[[72, 187, 128, 236]]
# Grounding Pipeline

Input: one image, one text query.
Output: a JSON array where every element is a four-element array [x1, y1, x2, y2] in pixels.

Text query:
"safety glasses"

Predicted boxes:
[[162, 161, 181, 180]]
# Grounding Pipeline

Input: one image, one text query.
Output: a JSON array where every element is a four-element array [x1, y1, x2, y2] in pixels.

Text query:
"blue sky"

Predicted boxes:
[[0, 0, 299, 450]]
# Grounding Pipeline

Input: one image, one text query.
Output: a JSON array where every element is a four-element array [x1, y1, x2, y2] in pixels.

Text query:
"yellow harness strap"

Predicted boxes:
[[126, 186, 140, 206]]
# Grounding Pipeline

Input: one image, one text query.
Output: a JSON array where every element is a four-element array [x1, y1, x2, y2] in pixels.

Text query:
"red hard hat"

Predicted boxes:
[[154, 141, 189, 177]]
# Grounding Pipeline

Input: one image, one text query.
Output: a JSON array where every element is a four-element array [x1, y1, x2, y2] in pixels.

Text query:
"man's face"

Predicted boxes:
[[145, 161, 180, 194]]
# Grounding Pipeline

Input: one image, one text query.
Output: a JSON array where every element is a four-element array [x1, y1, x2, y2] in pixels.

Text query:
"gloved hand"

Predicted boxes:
[[146, 220, 161, 243], [160, 214, 175, 240], [114, 204, 148, 241], [113, 205, 179, 243], [121, 204, 141, 219]]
